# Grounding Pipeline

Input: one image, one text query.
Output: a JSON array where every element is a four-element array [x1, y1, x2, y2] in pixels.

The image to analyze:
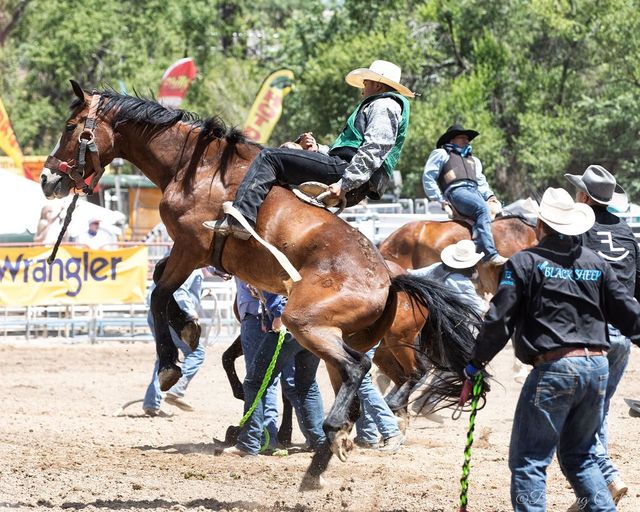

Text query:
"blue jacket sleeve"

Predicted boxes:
[[474, 157, 494, 200], [263, 291, 286, 319], [173, 270, 203, 318], [422, 149, 447, 202]]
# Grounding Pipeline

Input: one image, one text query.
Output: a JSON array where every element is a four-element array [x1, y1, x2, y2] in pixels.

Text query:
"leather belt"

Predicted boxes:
[[534, 347, 607, 367]]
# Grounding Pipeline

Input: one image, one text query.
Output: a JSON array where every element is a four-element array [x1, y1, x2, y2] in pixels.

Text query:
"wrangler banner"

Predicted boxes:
[[0, 246, 148, 306], [244, 69, 294, 144]]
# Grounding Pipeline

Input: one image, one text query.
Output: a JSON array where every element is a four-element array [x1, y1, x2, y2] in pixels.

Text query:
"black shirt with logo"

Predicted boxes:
[[578, 207, 640, 300], [473, 234, 640, 366]]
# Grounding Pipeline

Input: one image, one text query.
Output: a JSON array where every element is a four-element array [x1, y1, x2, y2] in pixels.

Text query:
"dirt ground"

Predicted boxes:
[[1, 339, 638, 512]]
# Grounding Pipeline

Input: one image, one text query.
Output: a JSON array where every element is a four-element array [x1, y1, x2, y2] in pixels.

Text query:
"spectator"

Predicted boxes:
[[143, 267, 205, 416], [75, 217, 117, 249]]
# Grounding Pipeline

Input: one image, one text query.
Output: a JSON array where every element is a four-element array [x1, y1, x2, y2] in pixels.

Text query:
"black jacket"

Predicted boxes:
[[473, 234, 640, 366], [578, 206, 640, 300]]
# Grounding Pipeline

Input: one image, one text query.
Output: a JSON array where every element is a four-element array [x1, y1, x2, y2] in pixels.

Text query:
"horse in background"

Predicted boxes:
[[375, 217, 537, 420], [40, 82, 482, 489], [380, 216, 538, 295]]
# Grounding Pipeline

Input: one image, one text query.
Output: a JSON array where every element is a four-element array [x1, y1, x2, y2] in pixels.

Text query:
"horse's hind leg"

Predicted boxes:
[[288, 325, 369, 489], [222, 335, 244, 400]]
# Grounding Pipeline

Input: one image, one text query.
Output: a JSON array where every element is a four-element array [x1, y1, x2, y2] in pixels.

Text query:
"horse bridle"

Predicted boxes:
[[44, 93, 106, 195]]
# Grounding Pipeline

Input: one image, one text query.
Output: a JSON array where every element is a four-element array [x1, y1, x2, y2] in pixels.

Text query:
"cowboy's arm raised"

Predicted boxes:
[[422, 149, 447, 203], [339, 98, 402, 194]]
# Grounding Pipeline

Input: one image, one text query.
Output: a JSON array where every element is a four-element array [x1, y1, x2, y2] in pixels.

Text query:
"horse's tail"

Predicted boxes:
[[389, 273, 483, 411]]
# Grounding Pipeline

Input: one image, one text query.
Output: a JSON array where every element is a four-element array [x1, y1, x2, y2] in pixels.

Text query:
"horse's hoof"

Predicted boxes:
[[158, 364, 181, 391], [224, 425, 241, 446], [299, 474, 326, 492], [180, 320, 201, 351], [329, 430, 352, 463]]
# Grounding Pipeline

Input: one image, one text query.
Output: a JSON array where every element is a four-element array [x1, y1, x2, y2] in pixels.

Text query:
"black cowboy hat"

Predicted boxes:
[[436, 124, 479, 148]]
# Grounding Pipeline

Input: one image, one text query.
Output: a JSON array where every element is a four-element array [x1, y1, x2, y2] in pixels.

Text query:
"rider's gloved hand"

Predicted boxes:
[[463, 363, 480, 381]]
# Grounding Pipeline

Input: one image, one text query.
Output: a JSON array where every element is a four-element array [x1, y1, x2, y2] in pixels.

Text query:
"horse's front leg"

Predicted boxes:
[[151, 249, 198, 391]]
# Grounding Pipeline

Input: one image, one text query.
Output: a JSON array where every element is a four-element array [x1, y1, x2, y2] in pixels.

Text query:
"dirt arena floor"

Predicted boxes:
[[1, 339, 639, 512]]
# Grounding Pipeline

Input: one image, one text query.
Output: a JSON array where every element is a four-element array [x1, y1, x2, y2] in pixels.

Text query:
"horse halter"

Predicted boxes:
[[45, 93, 106, 195]]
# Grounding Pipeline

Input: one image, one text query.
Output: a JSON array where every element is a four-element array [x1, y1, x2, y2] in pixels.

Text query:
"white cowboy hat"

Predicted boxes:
[[565, 165, 629, 212], [440, 240, 484, 269], [345, 60, 415, 98], [537, 187, 595, 236]]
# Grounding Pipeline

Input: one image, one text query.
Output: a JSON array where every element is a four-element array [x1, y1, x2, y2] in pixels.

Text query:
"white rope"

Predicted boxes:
[[222, 202, 302, 282]]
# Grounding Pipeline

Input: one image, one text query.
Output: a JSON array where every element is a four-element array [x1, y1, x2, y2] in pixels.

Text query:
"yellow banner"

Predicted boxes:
[[0, 98, 24, 173], [0, 246, 148, 306], [243, 69, 294, 144]]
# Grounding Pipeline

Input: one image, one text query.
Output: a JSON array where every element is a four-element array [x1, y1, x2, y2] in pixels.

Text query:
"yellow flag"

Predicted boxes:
[[0, 98, 24, 173], [243, 69, 294, 144]]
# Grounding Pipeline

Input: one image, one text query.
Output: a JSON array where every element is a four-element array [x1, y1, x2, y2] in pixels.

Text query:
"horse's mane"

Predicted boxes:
[[73, 89, 258, 192]]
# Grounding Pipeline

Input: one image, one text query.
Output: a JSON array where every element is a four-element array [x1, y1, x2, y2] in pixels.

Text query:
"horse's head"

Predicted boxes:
[[40, 80, 114, 199]]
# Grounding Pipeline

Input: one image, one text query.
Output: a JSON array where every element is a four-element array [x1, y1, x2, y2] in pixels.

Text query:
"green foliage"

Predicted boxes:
[[2, 0, 640, 201]]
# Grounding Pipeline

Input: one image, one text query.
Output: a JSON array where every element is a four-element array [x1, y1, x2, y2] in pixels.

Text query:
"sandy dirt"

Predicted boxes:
[[1, 339, 639, 512]]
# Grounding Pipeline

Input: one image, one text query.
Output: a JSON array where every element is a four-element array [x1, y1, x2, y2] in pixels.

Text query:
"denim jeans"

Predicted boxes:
[[594, 325, 631, 484], [143, 312, 205, 411], [237, 329, 325, 455], [355, 346, 400, 443], [445, 183, 497, 258], [233, 147, 348, 223], [280, 358, 324, 446], [509, 355, 614, 512], [240, 314, 280, 447]]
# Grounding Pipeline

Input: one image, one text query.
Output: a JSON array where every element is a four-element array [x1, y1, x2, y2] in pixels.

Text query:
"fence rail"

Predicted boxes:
[[2, 203, 639, 342]]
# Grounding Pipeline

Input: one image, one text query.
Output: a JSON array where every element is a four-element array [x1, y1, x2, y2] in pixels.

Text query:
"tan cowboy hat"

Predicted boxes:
[[537, 187, 595, 236], [345, 60, 415, 98], [440, 240, 484, 269], [565, 165, 629, 212]]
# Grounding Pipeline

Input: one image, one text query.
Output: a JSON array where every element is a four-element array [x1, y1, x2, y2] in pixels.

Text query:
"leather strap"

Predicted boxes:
[[534, 347, 606, 366]]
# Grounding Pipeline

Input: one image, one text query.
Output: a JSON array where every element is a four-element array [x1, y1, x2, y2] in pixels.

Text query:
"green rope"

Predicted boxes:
[[239, 326, 287, 430], [458, 373, 484, 512]]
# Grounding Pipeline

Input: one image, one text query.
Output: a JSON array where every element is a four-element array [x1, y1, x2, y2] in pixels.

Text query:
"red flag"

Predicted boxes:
[[158, 58, 197, 108]]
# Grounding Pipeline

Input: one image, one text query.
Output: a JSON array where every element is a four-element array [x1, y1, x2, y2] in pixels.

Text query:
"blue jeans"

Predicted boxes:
[[143, 312, 205, 411], [509, 356, 614, 512], [446, 184, 497, 258], [240, 314, 280, 448], [595, 326, 631, 484], [355, 346, 400, 443], [237, 329, 325, 455]]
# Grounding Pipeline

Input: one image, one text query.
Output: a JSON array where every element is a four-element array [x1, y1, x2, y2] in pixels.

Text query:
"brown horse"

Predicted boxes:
[[40, 83, 480, 488], [375, 217, 537, 408]]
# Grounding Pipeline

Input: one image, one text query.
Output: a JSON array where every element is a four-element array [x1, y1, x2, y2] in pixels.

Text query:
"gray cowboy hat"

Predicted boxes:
[[624, 398, 640, 418], [565, 165, 629, 212], [436, 124, 479, 148]]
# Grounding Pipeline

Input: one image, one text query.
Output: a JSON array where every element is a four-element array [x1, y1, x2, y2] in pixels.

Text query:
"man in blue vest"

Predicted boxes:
[[204, 60, 414, 239], [422, 124, 507, 266]]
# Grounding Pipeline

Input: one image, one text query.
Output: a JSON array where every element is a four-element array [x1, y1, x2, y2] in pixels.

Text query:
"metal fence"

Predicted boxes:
[[2, 200, 639, 342]]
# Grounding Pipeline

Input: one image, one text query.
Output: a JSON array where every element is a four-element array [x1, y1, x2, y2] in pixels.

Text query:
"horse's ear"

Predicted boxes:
[[70, 80, 85, 101]]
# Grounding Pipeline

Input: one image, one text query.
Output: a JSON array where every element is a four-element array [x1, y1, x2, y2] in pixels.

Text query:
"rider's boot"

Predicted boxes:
[[203, 215, 252, 240]]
